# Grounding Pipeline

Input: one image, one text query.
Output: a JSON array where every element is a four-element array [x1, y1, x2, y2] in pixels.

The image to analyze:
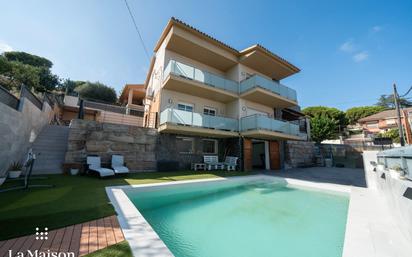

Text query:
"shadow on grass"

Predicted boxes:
[[0, 170, 257, 241]]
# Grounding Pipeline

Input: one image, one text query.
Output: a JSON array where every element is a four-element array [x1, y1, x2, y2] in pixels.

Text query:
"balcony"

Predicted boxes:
[[240, 114, 303, 140], [163, 60, 238, 102], [240, 75, 297, 108], [159, 108, 239, 137]]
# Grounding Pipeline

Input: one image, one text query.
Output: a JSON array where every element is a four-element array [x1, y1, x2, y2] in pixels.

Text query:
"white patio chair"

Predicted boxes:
[[204, 155, 223, 170], [86, 156, 115, 177], [111, 155, 130, 174], [224, 156, 238, 171]]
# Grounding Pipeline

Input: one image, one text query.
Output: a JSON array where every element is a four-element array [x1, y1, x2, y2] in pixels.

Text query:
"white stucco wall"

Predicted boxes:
[[160, 89, 227, 116], [63, 95, 79, 107], [0, 98, 53, 173], [365, 151, 412, 242]]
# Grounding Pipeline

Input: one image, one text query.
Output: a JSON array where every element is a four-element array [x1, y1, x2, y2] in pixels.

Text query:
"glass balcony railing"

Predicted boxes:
[[240, 75, 297, 102], [160, 108, 238, 131], [163, 60, 238, 94], [240, 114, 300, 136]]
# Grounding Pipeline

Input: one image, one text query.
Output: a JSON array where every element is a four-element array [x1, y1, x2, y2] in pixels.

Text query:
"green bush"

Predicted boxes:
[[378, 128, 400, 143], [310, 115, 338, 144], [75, 82, 117, 103], [303, 106, 347, 127], [345, 106, 385, 124]]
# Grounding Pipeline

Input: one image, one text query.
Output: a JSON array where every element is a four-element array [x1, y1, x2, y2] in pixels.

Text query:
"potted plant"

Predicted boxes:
[[389, 164, 405, 179], [8, 162, 23, 179], [0, 169, 7, 186], [376, 162, 385, 173]]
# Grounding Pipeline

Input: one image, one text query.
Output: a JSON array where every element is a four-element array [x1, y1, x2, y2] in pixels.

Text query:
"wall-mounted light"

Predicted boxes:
[[242, 106, 246, 111], [168, 98, 173, 104]]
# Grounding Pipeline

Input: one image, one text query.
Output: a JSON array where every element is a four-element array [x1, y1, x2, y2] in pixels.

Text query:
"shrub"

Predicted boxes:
[[75, 82, 117, 103]]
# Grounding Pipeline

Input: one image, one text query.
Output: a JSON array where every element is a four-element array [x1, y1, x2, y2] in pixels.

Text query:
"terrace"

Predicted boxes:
[[0, 166, 411, 257]]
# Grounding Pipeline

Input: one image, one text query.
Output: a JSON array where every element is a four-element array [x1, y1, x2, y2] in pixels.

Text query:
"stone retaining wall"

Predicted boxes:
[[284, 141, 317, 168], [65, 119, 158, 171], [65, 119, 241, 171]]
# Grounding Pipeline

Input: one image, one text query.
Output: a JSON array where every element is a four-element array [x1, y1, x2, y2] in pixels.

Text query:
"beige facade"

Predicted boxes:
[[144, 18, 308, 144]]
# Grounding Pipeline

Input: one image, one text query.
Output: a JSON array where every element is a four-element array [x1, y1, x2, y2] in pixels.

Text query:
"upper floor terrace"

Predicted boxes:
[[162, 59, 298, 108], [153, 18, 300, 81]]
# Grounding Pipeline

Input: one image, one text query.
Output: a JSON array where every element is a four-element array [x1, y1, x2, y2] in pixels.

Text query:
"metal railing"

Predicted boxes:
[[160, 108, 238, 131], [240, 75, 297, 102], [377, 146, 412, 181], [163, 60, 238, 94], [83, 100, 127, 114], [43, 93, 54, 108], [0, 84, 19, 110], [20, 85, 43, 110], [240, 114, 300, 136]]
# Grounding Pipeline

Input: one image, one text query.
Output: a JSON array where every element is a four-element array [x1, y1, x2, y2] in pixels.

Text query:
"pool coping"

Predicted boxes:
[[106, 174, 352, 257]]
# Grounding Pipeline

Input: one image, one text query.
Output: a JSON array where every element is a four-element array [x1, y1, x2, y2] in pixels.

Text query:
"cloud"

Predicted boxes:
[[339, 40, 356, 53], [372, 26, 382, 33], [353, 51, 369, 62], [0, 42, 13, 53]]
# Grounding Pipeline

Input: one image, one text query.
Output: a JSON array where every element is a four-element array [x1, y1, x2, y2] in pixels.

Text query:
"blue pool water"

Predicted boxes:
[[126, 179, 349, 257]]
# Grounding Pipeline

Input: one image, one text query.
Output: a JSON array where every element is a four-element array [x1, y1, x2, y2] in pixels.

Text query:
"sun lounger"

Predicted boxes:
[[86, 156, 115, 177], [111, 155, 130, 174]]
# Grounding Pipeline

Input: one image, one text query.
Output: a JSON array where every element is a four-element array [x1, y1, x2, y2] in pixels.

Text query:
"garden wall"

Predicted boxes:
[[284, 141, 317, 168], [65, 119, 158, 171], [0, 97, 53, 173], [65, 119, 241, 171], [369, 159, 412, 242]]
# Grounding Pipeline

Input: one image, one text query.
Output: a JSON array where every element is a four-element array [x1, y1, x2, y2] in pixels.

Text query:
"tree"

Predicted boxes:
[[0, 51, 60, 92], [75, 82, 117, 103], [4, 51, 53, 69], [310, 115, 338, 144], [378, 128, 400, 143], [59, 79, 77, 94], [345, 106, 385, 124], [376, 94, 412, 108], [7, 61, 40, 90], [302, 106, 347, 131]]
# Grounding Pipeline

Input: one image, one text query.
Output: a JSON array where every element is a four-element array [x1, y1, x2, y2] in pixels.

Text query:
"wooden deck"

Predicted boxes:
[[0, 215, 124, 257]]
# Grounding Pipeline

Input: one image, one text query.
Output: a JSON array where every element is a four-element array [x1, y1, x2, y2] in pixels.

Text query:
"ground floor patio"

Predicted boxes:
[[0, 167, 410, 257]]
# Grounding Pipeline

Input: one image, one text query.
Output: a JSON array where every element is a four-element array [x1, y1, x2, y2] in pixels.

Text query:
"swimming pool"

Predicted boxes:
[[115, 176, 349, 257]]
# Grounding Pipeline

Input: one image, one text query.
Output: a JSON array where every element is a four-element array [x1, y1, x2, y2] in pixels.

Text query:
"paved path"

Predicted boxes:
[[273, 167, 367, 187], [0, 215, 124, 257]]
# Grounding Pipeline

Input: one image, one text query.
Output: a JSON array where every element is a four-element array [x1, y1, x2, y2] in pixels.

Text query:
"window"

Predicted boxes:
[[203, 139, 218, 154], [246, 107, 269, 117], [177, 102, 193, 112], [203, 107, 216, 116], [366, 122, 378, 128], [386, 119, 396, 125], [176, 137, 194, 153]]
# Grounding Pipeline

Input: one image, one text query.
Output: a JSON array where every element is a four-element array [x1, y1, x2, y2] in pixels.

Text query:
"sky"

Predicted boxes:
[[1, 0, 411, 110]]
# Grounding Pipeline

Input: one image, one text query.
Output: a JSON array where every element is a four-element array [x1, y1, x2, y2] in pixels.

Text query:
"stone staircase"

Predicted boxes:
[[32, 125, 70, 174]]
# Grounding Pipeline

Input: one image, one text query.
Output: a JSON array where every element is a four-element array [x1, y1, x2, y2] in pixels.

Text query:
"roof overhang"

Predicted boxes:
[[154, 18, 300, 79], [119, 84, 146, 102], [164, 27, 238, 71], [239, 45, 300, 80], [240, 87, 297, 108]]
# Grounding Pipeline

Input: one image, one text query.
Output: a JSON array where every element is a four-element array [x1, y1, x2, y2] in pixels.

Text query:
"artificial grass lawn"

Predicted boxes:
[[0, 171, 256, 240], [84, 241, 132, 257]]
